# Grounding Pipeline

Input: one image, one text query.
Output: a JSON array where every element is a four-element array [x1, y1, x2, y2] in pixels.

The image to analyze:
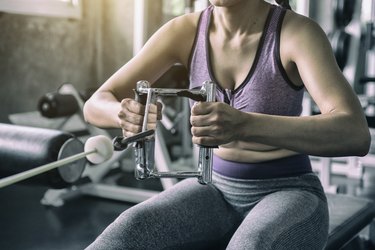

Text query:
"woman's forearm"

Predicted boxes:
[[83, 91, 121, 128], [240, 111, 371, 157]]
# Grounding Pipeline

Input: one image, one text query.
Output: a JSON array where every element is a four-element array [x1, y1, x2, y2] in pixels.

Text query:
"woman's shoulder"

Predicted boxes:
[[280, 9, 331, 56], [282, 10, 328, 44], [163, 11, 202, 36], [146, 11, 203, 66]]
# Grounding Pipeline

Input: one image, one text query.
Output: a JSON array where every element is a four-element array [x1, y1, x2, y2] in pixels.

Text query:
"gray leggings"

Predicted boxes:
[[86, 172, 329, 250]]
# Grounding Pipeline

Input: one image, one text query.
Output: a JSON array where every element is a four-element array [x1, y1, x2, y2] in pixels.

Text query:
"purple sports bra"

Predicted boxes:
[[188, 5, 312, 179], [189, 5, 304, 116]]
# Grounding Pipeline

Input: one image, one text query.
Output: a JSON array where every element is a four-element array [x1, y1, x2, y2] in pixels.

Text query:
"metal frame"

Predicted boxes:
[[133, 80, 216, 184]]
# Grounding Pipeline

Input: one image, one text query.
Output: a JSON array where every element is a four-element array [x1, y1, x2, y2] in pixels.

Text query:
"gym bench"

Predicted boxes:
[[326, 193, 375, 249]]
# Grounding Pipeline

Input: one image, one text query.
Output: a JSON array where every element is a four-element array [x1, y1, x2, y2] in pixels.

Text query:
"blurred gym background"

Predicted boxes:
[[0, 0, 374, 249]]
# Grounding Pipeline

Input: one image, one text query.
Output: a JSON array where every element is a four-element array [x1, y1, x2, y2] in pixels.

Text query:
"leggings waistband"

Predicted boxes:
[[213, 154, 312, 179]]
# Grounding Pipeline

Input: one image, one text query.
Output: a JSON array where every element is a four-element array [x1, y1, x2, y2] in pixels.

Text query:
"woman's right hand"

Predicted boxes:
[[118, 98, 162, 137]]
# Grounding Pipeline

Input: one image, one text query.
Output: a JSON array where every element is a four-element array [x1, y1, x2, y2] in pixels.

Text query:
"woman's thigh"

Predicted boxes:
[[227, 190, 329, 250], [86, 178, 241, 250]]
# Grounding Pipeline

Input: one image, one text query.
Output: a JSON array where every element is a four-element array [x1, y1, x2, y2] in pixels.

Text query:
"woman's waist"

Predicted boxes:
[[212, 151, 312, 179], [214, 145, 299, 163]]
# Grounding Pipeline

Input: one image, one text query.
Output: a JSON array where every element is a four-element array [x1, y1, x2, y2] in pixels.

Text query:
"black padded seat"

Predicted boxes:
[[325, 193, 375, 250]]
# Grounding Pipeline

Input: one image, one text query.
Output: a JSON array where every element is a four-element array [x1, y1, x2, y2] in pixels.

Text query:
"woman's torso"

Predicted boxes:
[[176, 4, 305, 163]]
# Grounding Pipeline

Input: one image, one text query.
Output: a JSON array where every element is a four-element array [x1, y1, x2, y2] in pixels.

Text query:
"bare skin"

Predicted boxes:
[[83, 0, 370, 163]]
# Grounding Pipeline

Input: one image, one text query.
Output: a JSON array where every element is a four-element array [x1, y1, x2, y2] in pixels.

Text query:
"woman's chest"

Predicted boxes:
[[208, 34, 261, 90]]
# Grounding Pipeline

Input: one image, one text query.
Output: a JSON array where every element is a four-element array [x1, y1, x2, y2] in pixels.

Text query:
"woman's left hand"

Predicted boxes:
[[190, 102, 245, 146]]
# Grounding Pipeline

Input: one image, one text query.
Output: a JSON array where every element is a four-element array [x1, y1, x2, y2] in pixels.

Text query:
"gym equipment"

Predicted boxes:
[[0, 125, 162, 188], [38, 92, 79, 118], [6, 80, 214, 205], [0, 123, 86, 188], [0, 134, 113, 189], [131, 80, 216, 184], [6, 84, 147, 206], [329, 29, 351, 70], [113, 130, 155, 151], [325, 193, 375, 250], [0, 124, 115, 188], [326, 0, 363, 86], [333, 0, 356, 28]]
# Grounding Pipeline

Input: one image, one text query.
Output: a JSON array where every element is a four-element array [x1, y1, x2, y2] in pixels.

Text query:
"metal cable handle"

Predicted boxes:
[[128, 80, 216, 184]]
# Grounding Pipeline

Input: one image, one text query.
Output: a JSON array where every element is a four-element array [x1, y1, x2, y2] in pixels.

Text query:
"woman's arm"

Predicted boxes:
[[191, 13, 371, 157], [83, 13, 198, 129]]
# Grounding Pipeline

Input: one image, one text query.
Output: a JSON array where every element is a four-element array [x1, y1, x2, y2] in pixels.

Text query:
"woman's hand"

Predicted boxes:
[[190, 102, 246, 146], [118, 98, 162, 137]]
